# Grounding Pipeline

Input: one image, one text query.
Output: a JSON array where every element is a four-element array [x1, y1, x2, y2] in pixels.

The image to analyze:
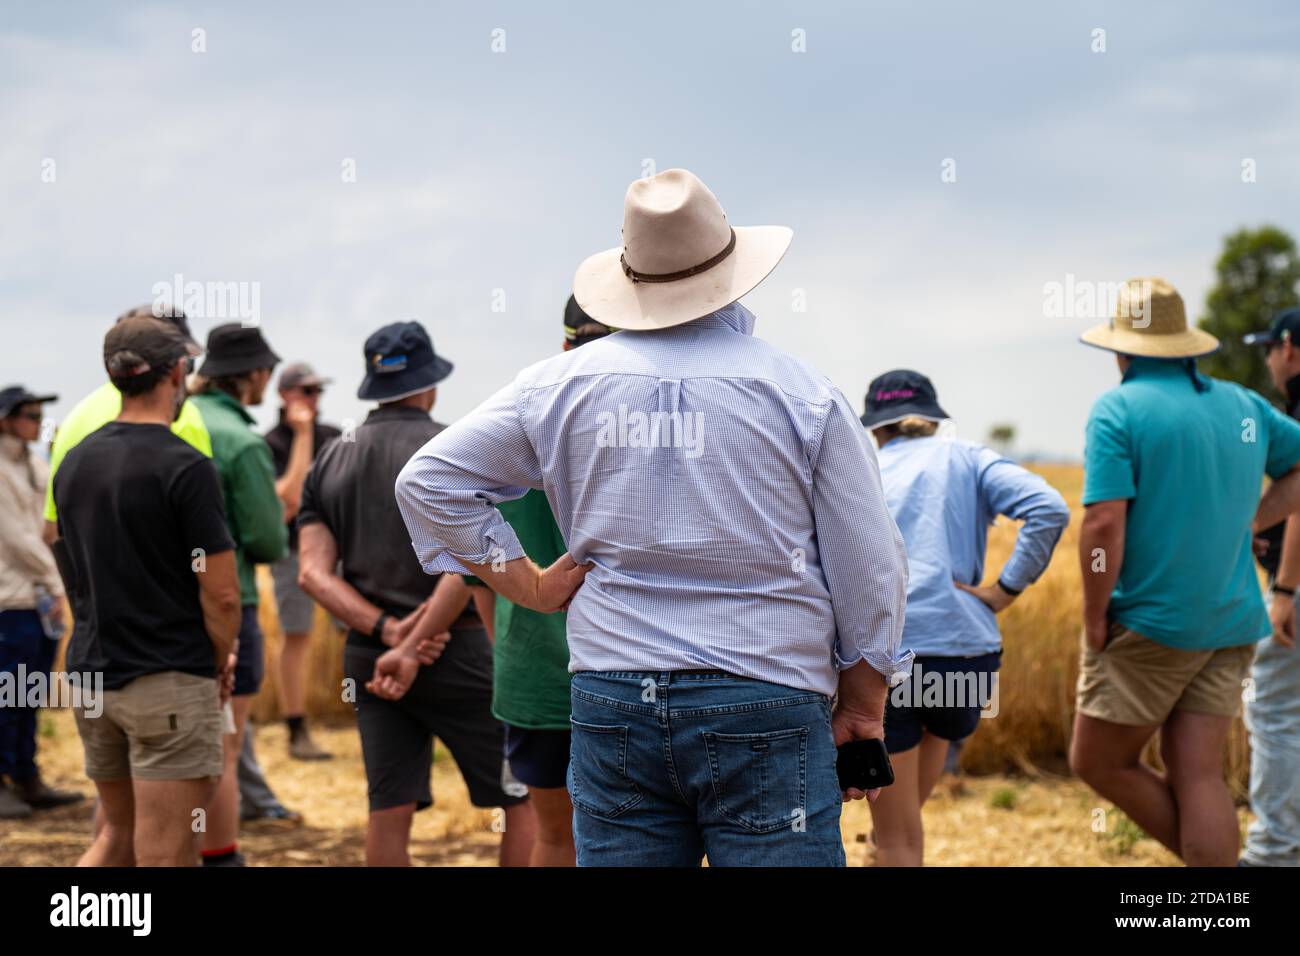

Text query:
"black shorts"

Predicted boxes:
[[344, 626, 527, 813], [233, 606, 265, 697], [504, 724, 571, 790], [884, 652, 1001, 754]]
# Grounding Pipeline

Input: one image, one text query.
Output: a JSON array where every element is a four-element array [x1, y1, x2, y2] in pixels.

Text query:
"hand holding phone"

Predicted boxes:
[[836, 737, 895, 794]]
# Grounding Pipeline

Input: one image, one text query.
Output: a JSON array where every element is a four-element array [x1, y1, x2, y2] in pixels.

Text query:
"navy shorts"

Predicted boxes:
[[504, 724, 571, 790], [883, 652, 1001, 754], [233, 606, 265, 697]]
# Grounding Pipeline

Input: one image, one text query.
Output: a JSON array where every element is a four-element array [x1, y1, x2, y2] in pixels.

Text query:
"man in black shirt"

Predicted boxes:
[[297, 321, 531, 866], [263, 362, 341, 760], [55, 315, 242, 866]]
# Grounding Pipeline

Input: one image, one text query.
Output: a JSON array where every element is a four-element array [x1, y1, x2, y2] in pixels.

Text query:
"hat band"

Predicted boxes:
[[620, 228, 736, 284]]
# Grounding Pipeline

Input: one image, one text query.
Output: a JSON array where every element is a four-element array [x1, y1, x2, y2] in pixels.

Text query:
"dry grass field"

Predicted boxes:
[[0, 463, 1260, 865]]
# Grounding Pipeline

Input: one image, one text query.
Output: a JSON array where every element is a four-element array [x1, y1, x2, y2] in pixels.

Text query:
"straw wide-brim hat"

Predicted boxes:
[[1079, 277, 1219, 358], [573, 168, 792, 331]]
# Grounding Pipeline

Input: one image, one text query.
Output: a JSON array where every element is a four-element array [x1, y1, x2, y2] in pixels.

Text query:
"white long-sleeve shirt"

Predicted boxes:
[[0, 434, 62, 610]]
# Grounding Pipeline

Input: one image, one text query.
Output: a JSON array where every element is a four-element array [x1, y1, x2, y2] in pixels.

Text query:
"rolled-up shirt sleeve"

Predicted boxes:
[[977, 450, 1071, 593], [395, 381, 542, 575], [811, 390, 913, 685]]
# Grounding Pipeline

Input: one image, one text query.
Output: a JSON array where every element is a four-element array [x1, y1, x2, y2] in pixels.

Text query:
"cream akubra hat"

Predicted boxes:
[[1079, 277, 1220, 358], [573, 168, 793, 331]]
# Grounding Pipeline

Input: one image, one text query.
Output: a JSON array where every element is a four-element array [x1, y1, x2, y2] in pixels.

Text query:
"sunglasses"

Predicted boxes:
[[14, 410, 44, 422], [298, 385, 324, 396]]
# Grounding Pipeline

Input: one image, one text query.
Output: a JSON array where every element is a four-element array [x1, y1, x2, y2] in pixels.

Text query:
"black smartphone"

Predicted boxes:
[[836, 738, 895, 791]]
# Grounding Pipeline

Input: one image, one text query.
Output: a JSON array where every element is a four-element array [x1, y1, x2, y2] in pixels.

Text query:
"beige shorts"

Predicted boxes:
[[1076, 621, 1256, 726], [74, 671, 223, 781]]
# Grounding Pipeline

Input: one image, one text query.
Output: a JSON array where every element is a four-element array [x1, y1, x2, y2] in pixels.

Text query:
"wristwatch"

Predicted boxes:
[[371, 612, 391, 642]]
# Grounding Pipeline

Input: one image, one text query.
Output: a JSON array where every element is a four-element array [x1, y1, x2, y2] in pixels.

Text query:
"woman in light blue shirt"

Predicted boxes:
[[860, 370, 1070, 866]]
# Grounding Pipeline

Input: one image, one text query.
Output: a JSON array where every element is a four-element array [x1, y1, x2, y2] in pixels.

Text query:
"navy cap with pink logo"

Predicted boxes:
[[860, 369, 950, 430]]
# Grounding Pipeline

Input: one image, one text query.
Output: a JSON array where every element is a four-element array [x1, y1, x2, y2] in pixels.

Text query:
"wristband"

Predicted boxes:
[[1272, 584, 1296, 597], [371, 612, 391, 642], [996, 578, 1023, 598]]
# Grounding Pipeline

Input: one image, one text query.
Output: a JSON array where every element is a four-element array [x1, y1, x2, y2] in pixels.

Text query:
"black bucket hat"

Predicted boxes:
[[357, 321, 454, 402], [198, 323, 282, 378], [860, 369, 950, 430]]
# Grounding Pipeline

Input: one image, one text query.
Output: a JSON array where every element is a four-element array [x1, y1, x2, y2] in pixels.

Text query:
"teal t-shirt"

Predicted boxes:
[[489, 490, 572, 729], [1083, 358, 1300, 650]]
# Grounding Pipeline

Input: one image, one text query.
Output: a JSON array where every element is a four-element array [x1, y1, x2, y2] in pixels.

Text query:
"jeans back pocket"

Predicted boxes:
[[569, 719, 643, 819], [703, 727, 808, 834]]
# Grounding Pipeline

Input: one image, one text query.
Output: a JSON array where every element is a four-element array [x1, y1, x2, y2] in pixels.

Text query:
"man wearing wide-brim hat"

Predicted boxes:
[[1071, 277, 1300, 866], [396, 168, 911, 867]]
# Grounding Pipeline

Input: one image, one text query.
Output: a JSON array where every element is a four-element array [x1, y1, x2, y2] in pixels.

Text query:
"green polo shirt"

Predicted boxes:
[[44, 382, 212, 522], [191, 390, 287, 606], [1083, 357, 1300, 649], [487, 490, 572, 729]]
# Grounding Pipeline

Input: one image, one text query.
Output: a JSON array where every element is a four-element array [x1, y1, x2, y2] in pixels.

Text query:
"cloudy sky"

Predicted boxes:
[[4, 0, 1300, 458]]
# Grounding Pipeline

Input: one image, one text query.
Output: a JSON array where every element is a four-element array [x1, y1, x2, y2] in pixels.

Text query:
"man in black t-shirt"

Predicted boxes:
[[54, 316, 242, 867]]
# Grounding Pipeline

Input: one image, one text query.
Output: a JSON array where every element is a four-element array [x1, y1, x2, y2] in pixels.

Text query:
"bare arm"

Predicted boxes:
[[1079, 499, 1127, 651], [297, 521, 404, 646], [403, 573, 471, 645], [457, 554, 589, 614], [196, 549, 241, 666], [274, 410, 315, 522], [1254, 463, 1300, 533], [468, 585, 495, 642], [1267, 513, 1300, 649]]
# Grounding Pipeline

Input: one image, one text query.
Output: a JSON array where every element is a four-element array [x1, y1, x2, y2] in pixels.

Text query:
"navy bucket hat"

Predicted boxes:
[[357, 321, 454, 402], [860, 369, 950, 430]]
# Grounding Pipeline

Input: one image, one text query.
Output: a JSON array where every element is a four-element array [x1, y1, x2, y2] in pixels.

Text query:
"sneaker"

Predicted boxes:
[[288, 725, 333, 761], [16, 775, 85, 810], [0, 783, 33, 820]]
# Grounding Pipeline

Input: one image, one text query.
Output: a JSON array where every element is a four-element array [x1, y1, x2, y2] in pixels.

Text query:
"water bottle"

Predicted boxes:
[[34, 584, 65, 641]]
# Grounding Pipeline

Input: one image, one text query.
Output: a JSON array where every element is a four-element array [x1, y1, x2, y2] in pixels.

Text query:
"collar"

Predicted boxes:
[[1121, 355, 1210, 393], [1286, 371, 1300, 411], [365, 405, 434, 424], [683, 301, 756, 336], [201, 388, 255, 424], [0, 432, 28, 463]]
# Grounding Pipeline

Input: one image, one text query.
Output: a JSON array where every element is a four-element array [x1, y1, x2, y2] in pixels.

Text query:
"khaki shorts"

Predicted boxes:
[[74, 671, 223, 781], [1076, 621, 1256, 726]]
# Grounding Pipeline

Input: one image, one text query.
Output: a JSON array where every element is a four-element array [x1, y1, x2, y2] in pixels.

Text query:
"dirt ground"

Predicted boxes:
[[2, 708, 1251, 867]]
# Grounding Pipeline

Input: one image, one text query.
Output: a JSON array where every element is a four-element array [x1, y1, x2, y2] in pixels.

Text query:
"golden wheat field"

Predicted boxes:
[[0, 464, 1259, 866]]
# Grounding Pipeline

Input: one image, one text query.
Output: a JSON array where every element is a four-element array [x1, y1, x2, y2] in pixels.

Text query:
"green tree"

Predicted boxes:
[[1197, 226, 1300, 396]]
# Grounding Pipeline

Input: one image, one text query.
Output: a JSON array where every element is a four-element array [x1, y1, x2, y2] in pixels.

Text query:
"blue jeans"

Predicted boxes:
[[1243, 632, 1300, 866], [0, 609, 55, 781], [568, 671, 845, 866]]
